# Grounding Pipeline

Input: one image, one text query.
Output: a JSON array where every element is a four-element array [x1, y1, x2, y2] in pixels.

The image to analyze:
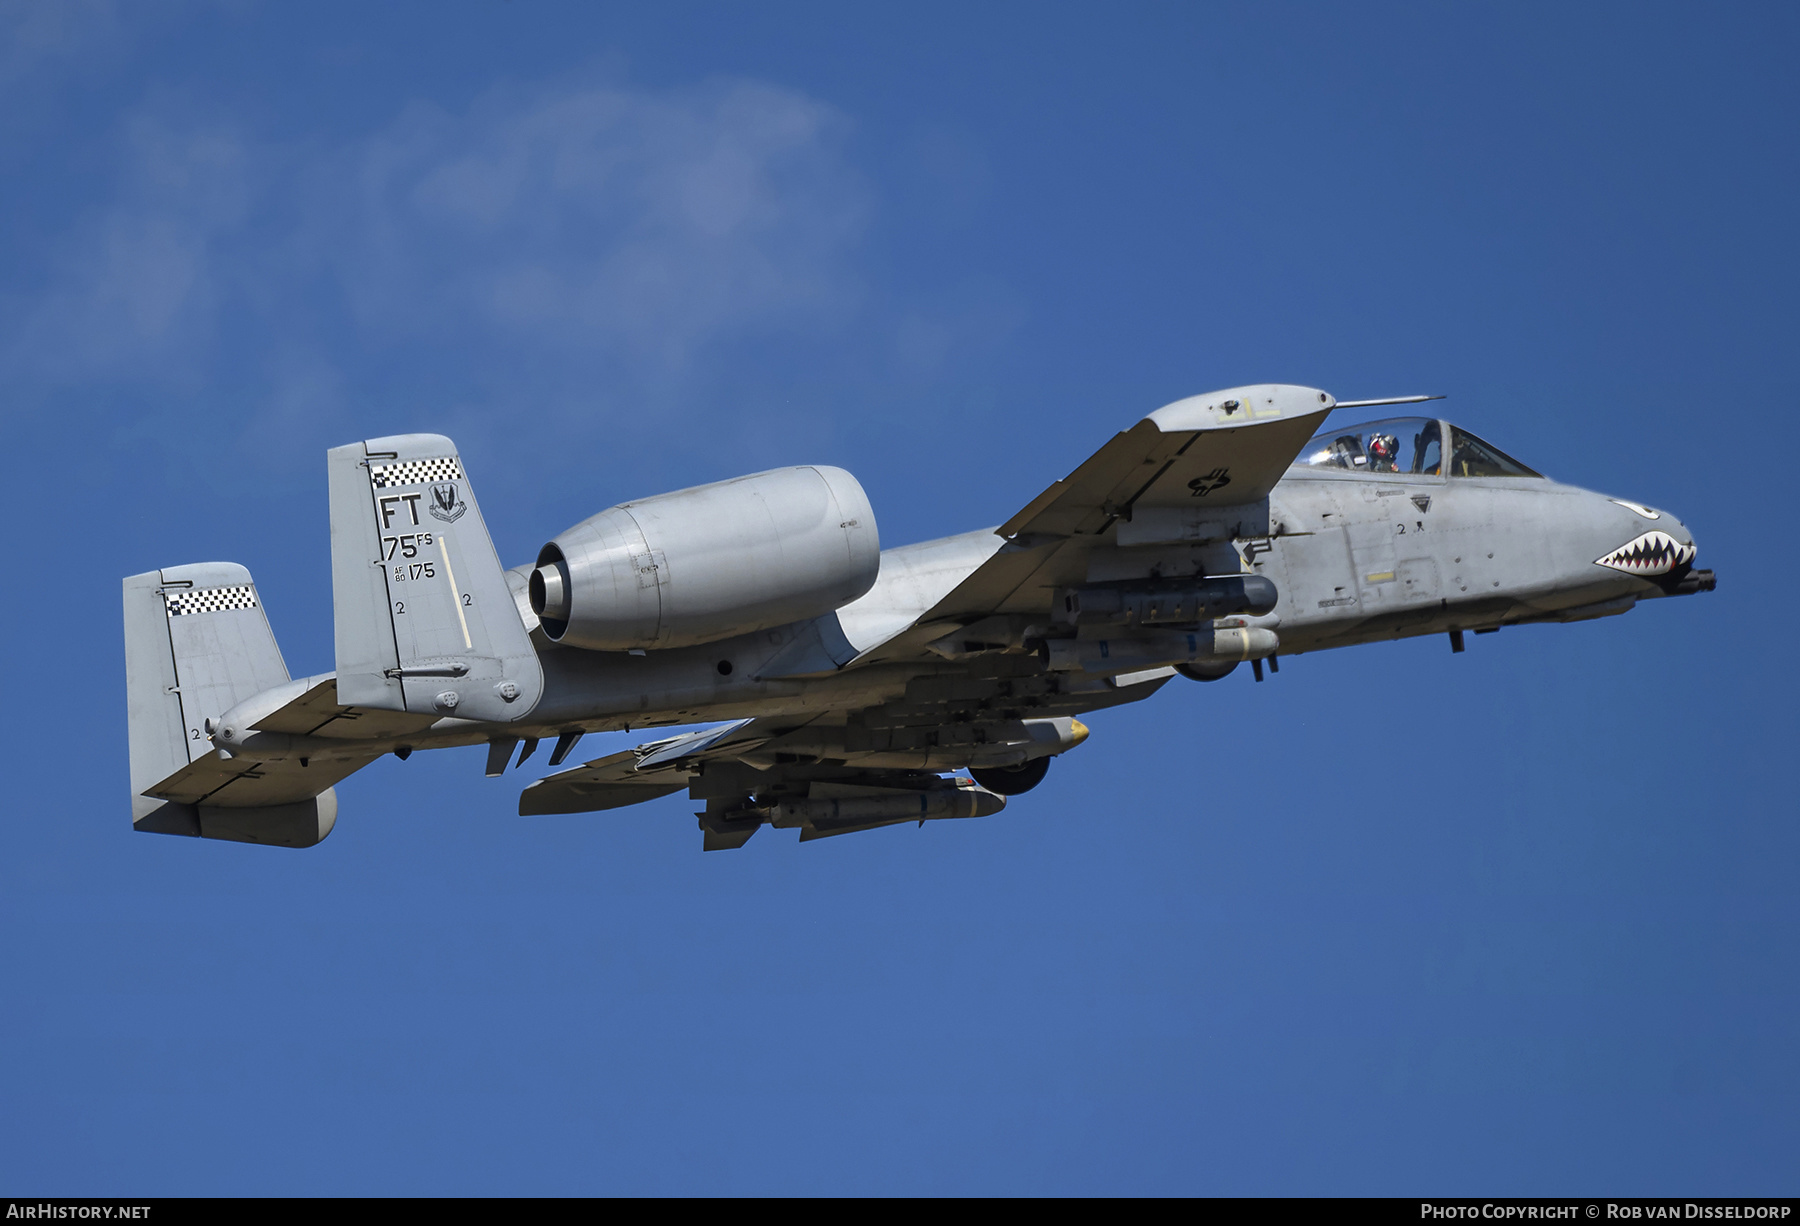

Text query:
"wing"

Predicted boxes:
[[516, 718, 775, 817], [997, 383, 1333, 539], [848, 383, 1335, 665], [521, 715, 842, 850]]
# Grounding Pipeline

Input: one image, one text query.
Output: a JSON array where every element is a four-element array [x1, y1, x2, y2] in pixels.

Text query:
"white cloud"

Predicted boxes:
[[0, 0, 127, 88], [5, 71, 870, 407], [8, 113, 251, 386], [320, 77, 868, 368]]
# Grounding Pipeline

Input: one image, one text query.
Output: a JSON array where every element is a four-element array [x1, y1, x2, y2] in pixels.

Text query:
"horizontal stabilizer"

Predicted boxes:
[[135, 791, 340, 849], [247, 675, 437, 739], [142, 746, 383, 809]]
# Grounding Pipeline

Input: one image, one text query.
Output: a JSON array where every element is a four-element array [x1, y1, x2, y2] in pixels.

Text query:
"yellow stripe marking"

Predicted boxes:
[[439, 534, 473, 650]]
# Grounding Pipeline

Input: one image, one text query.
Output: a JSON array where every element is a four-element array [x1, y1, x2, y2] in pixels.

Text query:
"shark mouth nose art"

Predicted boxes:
[[1595, 530, 1696, 576]]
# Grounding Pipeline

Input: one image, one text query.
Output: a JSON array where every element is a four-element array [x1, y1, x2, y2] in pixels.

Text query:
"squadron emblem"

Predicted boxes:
[[428, 481, 467, 523]]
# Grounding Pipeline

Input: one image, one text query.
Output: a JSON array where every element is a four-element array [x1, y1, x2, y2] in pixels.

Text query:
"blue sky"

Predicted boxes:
[[3, 1, 1796, 1194]]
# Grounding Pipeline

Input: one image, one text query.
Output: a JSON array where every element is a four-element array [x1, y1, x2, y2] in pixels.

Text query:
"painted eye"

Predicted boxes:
[[1610, 499, 1660, 520]]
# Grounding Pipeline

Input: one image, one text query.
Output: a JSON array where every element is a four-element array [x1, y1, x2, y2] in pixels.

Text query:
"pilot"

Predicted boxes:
[[1367, 432, 1401, 473]]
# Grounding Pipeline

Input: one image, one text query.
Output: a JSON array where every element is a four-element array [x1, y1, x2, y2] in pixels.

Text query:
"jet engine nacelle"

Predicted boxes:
[[531, 466, 880, 651]]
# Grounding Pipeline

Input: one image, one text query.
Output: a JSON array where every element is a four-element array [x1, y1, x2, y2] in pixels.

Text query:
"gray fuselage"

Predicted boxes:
[[505, 459, 1697, 743]]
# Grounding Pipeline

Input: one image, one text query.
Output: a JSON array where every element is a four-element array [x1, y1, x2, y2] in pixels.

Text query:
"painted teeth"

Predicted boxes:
[[1595, 530, 1695, 576]]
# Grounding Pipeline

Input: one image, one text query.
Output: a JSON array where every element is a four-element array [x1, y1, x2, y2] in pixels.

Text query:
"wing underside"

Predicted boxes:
[[144, 749, 384, 809], [517, 664, 1167, 849]]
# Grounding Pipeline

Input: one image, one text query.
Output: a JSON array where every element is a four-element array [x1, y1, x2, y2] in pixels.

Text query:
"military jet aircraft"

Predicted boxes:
[[123, 384, 1714, 850]]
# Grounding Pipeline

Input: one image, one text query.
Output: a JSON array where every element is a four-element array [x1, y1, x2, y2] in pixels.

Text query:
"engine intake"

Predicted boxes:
[[531, 466, 879, 651]]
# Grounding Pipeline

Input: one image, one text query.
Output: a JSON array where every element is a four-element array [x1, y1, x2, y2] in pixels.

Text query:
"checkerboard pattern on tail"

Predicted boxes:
[[368, 456, 464, 489], [162, 585, 258, 617]]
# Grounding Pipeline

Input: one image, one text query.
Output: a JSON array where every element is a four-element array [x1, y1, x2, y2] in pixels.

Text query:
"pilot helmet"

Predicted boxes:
[[1368, 433, 1400, 465]]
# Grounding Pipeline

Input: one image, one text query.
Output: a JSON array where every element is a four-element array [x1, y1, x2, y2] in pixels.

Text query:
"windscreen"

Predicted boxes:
[[1446, 426, 1541, 478]]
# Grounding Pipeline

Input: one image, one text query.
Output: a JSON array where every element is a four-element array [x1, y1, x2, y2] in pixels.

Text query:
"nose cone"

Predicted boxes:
[[1592, 498, 1697, 578]]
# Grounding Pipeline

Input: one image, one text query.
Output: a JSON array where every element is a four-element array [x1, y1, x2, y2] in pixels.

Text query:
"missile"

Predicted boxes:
[[1043, 627, 1279, 676], [761, 780, 1007, 827]]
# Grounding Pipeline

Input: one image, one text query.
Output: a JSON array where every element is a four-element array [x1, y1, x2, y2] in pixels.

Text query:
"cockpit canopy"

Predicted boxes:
[[1293, 417, 1541, 478]]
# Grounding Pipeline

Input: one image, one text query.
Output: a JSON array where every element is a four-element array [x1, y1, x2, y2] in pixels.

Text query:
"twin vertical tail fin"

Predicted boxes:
[[122, 434, 539, 848], [123, 562, 338, 848], [328, 434, 543, 723]]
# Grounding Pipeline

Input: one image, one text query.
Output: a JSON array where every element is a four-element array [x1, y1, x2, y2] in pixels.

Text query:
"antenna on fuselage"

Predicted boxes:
[[1332, 394, 1447, 410]]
